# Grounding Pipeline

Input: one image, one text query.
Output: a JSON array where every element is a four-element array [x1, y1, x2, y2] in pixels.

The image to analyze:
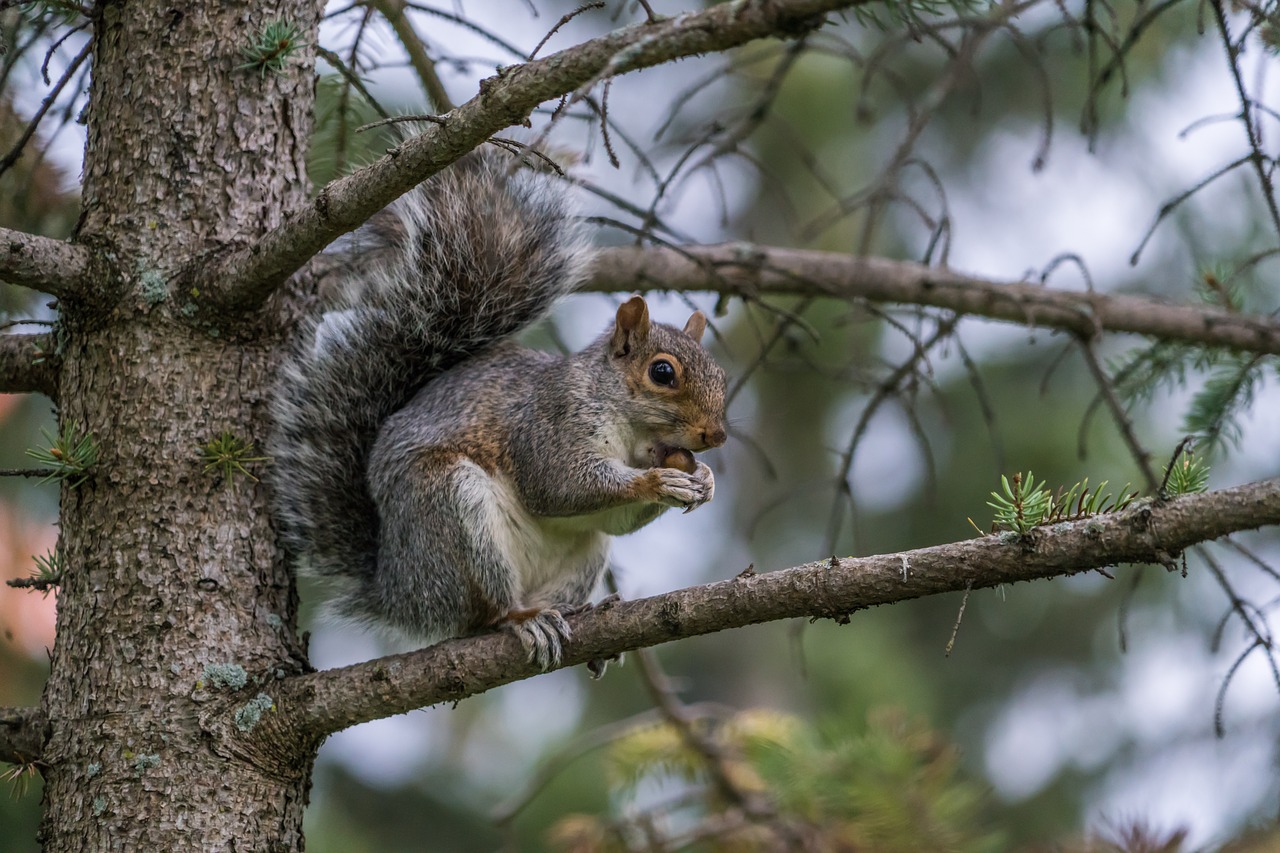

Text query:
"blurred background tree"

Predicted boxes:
[[2, 1, 1280, 851]]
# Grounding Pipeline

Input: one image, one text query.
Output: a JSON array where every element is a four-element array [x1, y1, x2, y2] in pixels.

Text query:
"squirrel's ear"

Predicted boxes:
[[611, 296, 650, 357], [683, 311, 707, 344]]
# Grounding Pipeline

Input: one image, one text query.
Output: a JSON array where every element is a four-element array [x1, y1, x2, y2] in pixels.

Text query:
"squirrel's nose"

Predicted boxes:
[[703, 425, 727, 448]]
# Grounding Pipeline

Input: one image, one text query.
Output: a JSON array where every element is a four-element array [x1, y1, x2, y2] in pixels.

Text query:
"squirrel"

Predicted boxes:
[[268, 151, 727, 670]]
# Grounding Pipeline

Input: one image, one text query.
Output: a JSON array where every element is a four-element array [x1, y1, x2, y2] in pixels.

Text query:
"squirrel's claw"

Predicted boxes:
[[587, 652, 624, 679], [507, 609, 571, 670], [652, 461, 716, 512]]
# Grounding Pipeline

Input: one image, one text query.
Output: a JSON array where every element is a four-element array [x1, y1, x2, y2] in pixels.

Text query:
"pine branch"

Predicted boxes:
[[587, 245, 1280, 356], [0, 707, 45, 765], [371, 0, 454, 113], [0, 332, 60, 399], [218, 477, 1280, 766], [0, 226, 90, 299], [202, 0, 862, 311]]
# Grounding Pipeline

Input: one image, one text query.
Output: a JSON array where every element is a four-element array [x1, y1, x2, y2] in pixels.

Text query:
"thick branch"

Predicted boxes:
[[205, 0, 863, 311], [0, 707, 45, 765], [244, 478, 1279, 755], [0, 333, 60, 399], [0, 226, 90, 299], [589, 245, 1280, 356]]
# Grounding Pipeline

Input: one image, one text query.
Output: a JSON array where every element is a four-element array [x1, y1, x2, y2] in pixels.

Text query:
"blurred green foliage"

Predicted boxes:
[[546, 707, 1004, 852]]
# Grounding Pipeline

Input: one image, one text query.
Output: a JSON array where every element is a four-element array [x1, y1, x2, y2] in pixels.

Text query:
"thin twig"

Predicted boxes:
[[634, 0, 661, 24], [945, 582, 973, 656], [1208, 0, 1280, 243], [371, 0, 455, 112], [1076, 337, 1158, 490], [530, 2, 605, 61], [631, 648, 802, 846], [1157, 436, 1196, 497], [1129, 154, 1252, 266], [0, 468, 59, 478], [826, 315, 958, 553], [355, 113, 446, 133], [404, 2, 528, 59], [39, 18, 89, 85], [0, 40, 90, 176], [490, 702, 731, 827], [6, 575, 58, 592], [1214, 639, 1264, 738], [316, 46, 393, 121]]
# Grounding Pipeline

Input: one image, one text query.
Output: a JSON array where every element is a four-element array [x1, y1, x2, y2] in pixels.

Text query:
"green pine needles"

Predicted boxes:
[[1161, 447, 1211, 497], [198, 431, 267, 484], [27, 548, 63, 595], [983, 446, 1209, 535], [553, 709, 1002, 852], [1107, 269, 1271, 455], [985, 472, 1139, 535], [25, 420, 97, 487], [240, 20, 306, 78], [6, 548, 64, 596]]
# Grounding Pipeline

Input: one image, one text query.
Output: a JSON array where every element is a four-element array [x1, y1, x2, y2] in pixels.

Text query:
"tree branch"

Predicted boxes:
[[0, 707, 45, 765], [588, 245, 1280, 356], [0, 226, 90, 299], [373, 0, 455, 113], [0, 333, 60, 399], [203, 0, 863, 311], [238, 478, 1280, 758]]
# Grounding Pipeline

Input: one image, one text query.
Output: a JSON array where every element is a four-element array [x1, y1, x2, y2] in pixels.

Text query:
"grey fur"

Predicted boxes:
[[269, 153, 727, 668], [269, 153, 590, 617]]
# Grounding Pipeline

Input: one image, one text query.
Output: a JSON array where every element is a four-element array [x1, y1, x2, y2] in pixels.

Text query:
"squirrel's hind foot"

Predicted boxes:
[[504, 608, 572, 670]]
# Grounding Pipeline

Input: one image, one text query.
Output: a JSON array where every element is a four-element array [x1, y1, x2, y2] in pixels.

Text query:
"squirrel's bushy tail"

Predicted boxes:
[[269, 152, 591, 589]]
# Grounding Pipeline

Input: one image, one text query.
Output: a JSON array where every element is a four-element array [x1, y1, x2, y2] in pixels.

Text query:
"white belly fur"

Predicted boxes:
[[454, 461, 609, 596]]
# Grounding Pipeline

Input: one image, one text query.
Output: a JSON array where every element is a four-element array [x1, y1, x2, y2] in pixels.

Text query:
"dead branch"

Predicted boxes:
[[0, 226, 89, 299], [0, 332, 59, 399], [202, 0, 864, 312], [0, 707, 45, 765], [588, 244, 1280, 356]]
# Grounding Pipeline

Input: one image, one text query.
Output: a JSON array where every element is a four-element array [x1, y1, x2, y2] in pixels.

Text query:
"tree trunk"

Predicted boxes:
[[37, 2, 320, 849]]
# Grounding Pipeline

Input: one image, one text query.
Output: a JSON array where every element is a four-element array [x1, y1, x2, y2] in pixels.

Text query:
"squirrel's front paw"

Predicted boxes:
[[503, 608, 571, 670], [649, 462, 715, 511]]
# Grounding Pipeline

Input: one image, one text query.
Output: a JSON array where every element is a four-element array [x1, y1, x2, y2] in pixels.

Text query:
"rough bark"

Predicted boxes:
[[0, 226, 91, 298], [40, 317, 312, 852], [589, 245, 1280, 355], [0, 332, 59, 399], [34, 2, 319, 850], [0, 707, 45, 765]]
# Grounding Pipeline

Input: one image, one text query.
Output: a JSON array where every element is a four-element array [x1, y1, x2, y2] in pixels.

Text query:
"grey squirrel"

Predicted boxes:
[[268, 152, 727, 669]]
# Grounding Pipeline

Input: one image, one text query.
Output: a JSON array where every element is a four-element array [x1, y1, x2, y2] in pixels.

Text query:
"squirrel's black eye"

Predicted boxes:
[[649, 359, 677, 387]]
